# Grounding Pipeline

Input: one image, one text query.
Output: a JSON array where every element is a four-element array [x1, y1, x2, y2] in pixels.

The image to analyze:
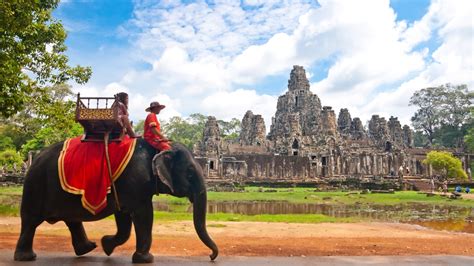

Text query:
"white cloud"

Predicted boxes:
[[352, 0, 474, 126], [229, 33, 298, 84], [84, 0, 472, 133], [127, 0, 315, 59], [150, 46, 230, 95], [200, 89, 277, 129]]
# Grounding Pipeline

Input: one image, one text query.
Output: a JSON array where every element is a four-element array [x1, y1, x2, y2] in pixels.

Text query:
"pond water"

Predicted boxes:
[[153, 201, 474, 233]]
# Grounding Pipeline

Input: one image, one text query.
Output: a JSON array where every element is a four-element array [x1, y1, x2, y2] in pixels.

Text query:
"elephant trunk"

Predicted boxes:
[[193, 191, 218, 260]]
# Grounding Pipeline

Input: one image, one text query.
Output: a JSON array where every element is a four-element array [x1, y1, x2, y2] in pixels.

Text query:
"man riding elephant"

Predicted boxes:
[[144, 101, 171, 152]]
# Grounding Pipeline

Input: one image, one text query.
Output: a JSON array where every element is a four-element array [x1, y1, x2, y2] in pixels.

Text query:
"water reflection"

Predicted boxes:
[[206, 201, 471, 220], [413, 219, 474, 234], [152, 200, 473, 233]]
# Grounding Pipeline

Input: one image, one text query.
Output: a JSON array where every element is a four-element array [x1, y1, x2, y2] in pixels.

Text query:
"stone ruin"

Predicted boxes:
[[240, 111, 266, 146], [194, 65, 471, 183]]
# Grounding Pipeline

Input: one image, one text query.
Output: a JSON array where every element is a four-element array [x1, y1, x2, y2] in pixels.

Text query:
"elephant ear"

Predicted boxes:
[[152, 150, 175, 193]]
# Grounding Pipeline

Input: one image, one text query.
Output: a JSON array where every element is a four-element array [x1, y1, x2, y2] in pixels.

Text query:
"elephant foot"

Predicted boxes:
[[14, 250, 37, 261], [132, 252, 154, 263], [73, 240, 97, 256], [101, 235, 116, 256]]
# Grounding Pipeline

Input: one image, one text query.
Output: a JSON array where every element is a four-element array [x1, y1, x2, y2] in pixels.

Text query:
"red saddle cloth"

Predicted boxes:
[[58, 136, 137, 215]]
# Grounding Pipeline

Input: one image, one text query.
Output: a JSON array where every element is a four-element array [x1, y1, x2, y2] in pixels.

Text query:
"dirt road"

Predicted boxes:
[[1, 217, 473, 257]]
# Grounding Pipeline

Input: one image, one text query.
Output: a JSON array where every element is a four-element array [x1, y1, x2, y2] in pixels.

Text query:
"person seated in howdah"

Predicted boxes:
[[115, 92, 141, 138]]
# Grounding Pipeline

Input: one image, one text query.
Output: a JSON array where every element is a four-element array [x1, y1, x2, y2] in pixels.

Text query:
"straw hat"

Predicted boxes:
[[145, 101, 166, 112]]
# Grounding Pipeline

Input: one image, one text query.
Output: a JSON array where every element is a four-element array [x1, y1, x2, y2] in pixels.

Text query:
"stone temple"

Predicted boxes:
[[193, 66, 471, 183]]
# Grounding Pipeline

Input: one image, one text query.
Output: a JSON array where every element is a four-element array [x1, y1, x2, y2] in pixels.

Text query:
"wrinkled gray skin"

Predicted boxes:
[[14, 139, 218, 263]]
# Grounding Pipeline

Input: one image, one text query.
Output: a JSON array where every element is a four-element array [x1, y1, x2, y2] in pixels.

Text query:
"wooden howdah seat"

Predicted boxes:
[[75, 93, 125, 142]]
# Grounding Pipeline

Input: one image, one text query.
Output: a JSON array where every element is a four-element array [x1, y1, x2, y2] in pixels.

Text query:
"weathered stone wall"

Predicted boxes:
[[268, 65, 323, 155], [368, 115, 390, 148], [224, 143, 270, 154], [221, 158, 248, 179], [321, 106, 337, 136], [195, 116, 221, 156], [403, 125, 414, 148], [350, 117, 366, 140], [388, 116, 404, 147], [239, 110, 267, 146], [230, 154, 313, 180], [337, 108, 352, 137]]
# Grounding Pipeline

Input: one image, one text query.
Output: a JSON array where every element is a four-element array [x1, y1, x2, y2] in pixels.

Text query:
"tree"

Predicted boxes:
[[413, 131, 429, 147], [409, 86, 442, 144], [188, 113, 207, 129], [161, 114, 240, 149], [465, 128, 474, 153], [409, 84, 473, 147], [0, 149, 23, 171], [17, 84, 84, 156], [21, 123, 83, 156], [218, 118, 241, 141], [162, 116, 205, 149], [0, 135, 15, 151], [0, 122, 34, 152], [0, 83, 85, 156], [133, 120, 145, 135], [0, 0, 91, 118], [463, 109, 474, 152], [423, 151, 467, 180]]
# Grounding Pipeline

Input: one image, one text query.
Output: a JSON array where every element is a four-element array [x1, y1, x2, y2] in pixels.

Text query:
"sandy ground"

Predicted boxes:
[[0, 217, 473, 258]]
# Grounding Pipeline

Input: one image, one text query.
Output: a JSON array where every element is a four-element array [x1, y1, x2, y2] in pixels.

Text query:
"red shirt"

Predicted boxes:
[[144, 113, 161, 142], [144, 113, 171, 151]]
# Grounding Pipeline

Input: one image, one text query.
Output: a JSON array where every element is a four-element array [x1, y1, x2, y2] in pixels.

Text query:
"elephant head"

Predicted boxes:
[[153, 143, 218, 260]]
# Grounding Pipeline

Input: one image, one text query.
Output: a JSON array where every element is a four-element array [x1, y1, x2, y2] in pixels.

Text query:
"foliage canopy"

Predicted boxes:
[[423, 151, 467, 180], [1, 84, 84, 157], [0, 0, 91, 118], [158, 114, 241, 149], [0, 149, 23, 171], [409, 84, 473, 148]]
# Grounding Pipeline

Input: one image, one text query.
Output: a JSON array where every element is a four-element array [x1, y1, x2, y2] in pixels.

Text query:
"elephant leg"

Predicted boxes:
[[14, 216, 43, 261], [131, 201, 154, 263], [101, 211, 132, 256], [65, 221, 97, 256]]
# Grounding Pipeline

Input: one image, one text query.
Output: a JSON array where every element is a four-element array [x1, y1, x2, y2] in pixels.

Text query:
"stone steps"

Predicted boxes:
[[406, 179, 433, 191]]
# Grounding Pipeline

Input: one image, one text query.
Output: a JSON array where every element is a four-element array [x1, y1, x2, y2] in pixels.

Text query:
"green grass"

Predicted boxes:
[[0, 205, 19, 216], [0, 186, 23, 195], [0, 186, 22, 216], [153, 188, 474, 207], [153, 211, 358, 223]]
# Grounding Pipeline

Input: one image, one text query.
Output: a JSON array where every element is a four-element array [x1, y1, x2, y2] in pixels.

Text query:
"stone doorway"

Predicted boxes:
[[385, 141, 392, 152], [416, 160, 424, 175], [321, 156, 328, 177], [292, 139, 299, 156]]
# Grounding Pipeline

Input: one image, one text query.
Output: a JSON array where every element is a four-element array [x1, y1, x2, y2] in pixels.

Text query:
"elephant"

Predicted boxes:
[[14, 138, 218, 263]]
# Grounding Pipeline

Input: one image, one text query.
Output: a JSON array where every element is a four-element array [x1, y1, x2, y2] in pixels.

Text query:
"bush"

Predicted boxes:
[[0, 149, 24, 171], [423, 151, 467, 180]]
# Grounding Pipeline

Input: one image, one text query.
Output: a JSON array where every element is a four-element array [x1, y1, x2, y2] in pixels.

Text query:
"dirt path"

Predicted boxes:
[[1, 217, 473, 257]]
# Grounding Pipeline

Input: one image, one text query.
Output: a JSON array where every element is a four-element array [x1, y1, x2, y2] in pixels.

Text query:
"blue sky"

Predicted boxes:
[[54, 0, 473, 129]]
